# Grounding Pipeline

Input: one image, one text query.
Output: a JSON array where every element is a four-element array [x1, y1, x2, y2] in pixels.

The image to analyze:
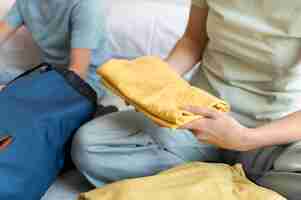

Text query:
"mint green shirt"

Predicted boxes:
[[191, 0, 301, 127], [3, 0, 107, 67]]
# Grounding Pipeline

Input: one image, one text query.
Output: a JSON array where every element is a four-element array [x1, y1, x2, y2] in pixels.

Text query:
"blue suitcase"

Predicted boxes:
[[0, 64, 97, 200]]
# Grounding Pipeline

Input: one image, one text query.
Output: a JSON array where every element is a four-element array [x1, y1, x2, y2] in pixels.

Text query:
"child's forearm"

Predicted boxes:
[[0, 21, 19, 89], [69, 48, 91, 79], [0, 21, 18, 47]]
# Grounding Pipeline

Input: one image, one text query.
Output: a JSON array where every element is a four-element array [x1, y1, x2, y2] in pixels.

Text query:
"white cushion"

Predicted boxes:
[[103, 0, 190, 58]]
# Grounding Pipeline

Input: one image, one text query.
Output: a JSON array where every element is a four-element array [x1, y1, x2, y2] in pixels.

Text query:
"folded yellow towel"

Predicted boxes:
[[78, 162, 286, 200], [98, 56, 230, 128]]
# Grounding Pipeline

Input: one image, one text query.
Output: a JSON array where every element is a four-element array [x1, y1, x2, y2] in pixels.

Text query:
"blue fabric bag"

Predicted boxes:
[[0, 64, 97, 200]]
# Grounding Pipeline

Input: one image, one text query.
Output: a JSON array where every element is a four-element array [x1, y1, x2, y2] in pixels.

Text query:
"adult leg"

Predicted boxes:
[[71, 110, 220, 187], [226, 142, 301, 200]]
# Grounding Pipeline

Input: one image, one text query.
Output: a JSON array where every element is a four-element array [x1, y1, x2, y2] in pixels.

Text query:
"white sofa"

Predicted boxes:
[[1, 1, 190, 199]]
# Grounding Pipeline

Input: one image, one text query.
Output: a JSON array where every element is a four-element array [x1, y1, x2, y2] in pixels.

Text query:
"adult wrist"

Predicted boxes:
[[240, 127, 263, 151]]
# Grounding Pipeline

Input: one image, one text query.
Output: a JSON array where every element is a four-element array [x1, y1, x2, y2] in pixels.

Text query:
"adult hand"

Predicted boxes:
[[181, 106, 255, 151]]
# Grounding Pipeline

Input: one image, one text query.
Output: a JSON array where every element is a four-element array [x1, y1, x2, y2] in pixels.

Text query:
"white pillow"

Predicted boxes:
[[0, 0, 190, 69], [103, 0, 190, 59]]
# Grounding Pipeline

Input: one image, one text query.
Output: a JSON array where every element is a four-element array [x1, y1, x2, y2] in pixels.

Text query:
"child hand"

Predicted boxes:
[[0, 84, 5, 91], [69, 68, 87, 80]]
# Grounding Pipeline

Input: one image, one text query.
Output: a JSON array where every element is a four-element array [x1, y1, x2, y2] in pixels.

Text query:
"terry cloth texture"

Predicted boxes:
[[97, 56, 230, 128], [77, 162, 286, 200]]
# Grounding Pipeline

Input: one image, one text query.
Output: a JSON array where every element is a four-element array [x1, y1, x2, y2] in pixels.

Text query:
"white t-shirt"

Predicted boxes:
[[192, 0, 301, 127]]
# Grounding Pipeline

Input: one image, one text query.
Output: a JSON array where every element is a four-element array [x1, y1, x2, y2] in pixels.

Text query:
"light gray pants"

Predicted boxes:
[[225, 144, 301, 200], [71, 110, 220, 187], [71, 110, 301, 199]]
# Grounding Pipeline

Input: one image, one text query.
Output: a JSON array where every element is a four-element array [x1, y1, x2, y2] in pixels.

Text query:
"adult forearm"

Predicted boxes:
[[246, 111, 301, 149], [166, 6, 209, 76], [166, 36, 205, 75]]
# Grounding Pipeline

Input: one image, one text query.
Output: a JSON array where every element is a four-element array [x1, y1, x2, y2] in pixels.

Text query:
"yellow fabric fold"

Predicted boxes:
[[97, 56, 230, 128], [77, 162, 286, 200]]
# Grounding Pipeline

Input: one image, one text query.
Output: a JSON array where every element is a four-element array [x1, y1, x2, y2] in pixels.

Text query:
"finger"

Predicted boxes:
[[180, 118, 209, 130], [197, 131, 211, 141], [194, 132, 212, 145], [183, 106, 220, 119]]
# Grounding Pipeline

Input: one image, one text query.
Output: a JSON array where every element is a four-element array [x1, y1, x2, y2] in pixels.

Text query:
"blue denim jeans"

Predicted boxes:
[[71, 110, 221, 187]]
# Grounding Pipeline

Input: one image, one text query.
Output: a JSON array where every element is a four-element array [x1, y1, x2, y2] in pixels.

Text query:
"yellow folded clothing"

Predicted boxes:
[[98, 56, 230, 128], [78, 162, 286, 200]]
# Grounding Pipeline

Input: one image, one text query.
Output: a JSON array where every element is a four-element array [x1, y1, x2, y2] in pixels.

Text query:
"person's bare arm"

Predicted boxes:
[[0, 20, 19, 47], [69, 48, 91, 79], [182, 107, 301, 151], [246, 111, 301, 149], [0, 21, 21, 90], [166, 5, 209, 75]]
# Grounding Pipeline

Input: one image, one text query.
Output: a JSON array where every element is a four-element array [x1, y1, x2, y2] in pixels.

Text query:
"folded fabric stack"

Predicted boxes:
[[78, 162, 286, 200], [97, 56, 230, 128]]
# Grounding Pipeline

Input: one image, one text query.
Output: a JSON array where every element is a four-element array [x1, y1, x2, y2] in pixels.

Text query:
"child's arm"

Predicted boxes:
[[0, 21, 19, 47], [69, 0, 106, 79], [0, 3, 24, 90], [0, 3, 24, 47], [0, 21, 16, 90], [69, 48, 91, 79], [0, 21, 19, 90]]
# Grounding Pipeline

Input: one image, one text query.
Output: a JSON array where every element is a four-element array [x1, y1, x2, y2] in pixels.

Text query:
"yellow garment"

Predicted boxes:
[[97, 56, 230, 128], [78, 162, 286, 200]]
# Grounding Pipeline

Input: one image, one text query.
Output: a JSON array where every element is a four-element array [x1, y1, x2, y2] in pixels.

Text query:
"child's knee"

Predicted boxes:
[[71, 127, 91, 170]]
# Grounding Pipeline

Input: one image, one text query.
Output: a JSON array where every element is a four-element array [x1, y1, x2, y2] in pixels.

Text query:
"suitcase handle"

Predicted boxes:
[[6, 63, 52, 86], [3, 63, 97, 109]]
